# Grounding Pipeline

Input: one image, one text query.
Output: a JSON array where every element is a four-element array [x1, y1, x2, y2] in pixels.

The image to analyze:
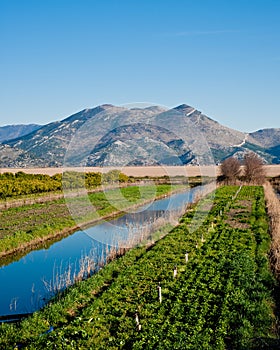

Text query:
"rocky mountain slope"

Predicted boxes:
[[0, 104, 279, 167], [249, 128, 280, 148]]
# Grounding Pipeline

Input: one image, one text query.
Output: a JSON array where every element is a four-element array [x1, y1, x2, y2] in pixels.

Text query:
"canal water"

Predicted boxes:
[[0, 187, 200, 319]]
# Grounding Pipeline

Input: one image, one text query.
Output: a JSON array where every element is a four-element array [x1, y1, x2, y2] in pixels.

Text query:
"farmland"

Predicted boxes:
[[0, 185, 279, 349], [0, 182, 184, 260]]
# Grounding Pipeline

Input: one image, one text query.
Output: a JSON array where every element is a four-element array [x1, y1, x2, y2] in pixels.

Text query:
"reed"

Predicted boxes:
[[42, 249, 97, 296], [263, 182, 280, 277], [41, 183, 215, 302], [41, 205, 186, 299]]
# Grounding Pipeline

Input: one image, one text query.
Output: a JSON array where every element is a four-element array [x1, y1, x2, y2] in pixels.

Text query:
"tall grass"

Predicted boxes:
[[40, 182, 217, 302], [263, 182, 280, 277], [41, 206, 186, 300]]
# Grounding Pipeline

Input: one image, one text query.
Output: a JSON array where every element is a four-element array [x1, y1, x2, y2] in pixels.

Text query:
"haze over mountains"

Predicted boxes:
[[0, 104, 279, 168], [0, 124, 41, 144]]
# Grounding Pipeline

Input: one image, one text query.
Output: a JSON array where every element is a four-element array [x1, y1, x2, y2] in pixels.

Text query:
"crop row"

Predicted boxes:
[[0, 186, 277, 349]]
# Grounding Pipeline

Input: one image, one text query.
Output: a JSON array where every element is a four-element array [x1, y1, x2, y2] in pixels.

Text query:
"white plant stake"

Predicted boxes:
[[173, 265, 178, 278], [158, 282, 162, 303], [135, 312, 141, 331], [185, 251, 189, 262]]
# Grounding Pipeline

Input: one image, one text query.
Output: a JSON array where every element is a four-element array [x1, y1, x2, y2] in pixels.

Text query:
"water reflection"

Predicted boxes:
[[0, 187, 198, 318]]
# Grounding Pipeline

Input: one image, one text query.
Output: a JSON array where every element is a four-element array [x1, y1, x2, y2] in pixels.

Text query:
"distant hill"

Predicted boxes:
[[249, 128, 280, 148], [5, 105, 118, 166], [0, 104, 279, 167], [0, 124, 41, 143]]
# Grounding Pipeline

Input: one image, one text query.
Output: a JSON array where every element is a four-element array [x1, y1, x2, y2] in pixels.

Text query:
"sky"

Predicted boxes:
[[0, 0, 279, 132]]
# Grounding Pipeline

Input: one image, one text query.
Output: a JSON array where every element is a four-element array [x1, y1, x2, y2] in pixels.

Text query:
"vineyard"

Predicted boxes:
[[0, 185, 278, 349]]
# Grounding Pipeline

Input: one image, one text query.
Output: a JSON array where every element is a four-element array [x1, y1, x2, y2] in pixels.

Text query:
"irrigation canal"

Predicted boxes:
[[0, 186, 202, 321]]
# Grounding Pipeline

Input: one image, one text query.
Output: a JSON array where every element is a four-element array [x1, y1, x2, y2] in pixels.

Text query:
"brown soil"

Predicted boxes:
[[0, 201, 71, 239], [225, 200, 252, 229]]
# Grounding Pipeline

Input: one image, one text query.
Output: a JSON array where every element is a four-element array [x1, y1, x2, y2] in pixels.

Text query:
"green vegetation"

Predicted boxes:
[[0, 186, 278, 349], [0, 170, 203, 202], [0, 170, 131, 200], [0, 184, 178, 257]]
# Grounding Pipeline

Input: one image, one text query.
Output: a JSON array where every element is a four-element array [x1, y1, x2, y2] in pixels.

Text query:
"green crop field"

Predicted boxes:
[[0, 185, 279, 349], [0, 183, 179, 258]]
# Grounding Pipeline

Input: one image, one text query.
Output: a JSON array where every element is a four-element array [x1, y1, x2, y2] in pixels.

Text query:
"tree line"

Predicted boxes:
[[220, 151, 266, 185], [0, 151, 267, 200], [0, 170, 131, 200]]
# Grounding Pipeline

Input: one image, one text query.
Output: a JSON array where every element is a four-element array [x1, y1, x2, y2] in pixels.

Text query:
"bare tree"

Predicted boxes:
[[220, 157, 241, 184], [243, 152, 265, 184]]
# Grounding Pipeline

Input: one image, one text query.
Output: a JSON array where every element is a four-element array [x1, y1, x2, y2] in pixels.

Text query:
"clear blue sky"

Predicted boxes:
[[0, 0, 279, 132]]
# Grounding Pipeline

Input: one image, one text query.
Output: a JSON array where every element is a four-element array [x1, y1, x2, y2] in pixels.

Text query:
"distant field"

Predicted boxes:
[[1, 165, 280, 177], [264, 165, 280, 177]]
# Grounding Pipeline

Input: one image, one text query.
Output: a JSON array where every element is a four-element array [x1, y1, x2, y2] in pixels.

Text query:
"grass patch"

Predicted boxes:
[[0, 184, 183, 257]]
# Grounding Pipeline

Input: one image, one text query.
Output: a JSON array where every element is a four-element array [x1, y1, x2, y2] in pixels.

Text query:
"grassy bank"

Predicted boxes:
[[0, 184, 184, 259], [0, 186, 278, 349]]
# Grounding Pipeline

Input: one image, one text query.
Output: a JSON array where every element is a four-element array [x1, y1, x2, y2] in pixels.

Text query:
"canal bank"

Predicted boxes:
[[0, 185, 211, 319], [0, 184, 186, 261]]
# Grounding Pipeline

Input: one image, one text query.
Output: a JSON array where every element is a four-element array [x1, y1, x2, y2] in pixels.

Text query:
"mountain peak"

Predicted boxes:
[[99, 103, 115, 109], [175, 104, 192, 109], [174, 104, 196, 115]]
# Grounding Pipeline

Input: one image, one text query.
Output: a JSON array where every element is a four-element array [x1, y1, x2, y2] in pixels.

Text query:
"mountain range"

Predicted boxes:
[[0, 104, 279, 167], [0, 124, 41, 144]]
